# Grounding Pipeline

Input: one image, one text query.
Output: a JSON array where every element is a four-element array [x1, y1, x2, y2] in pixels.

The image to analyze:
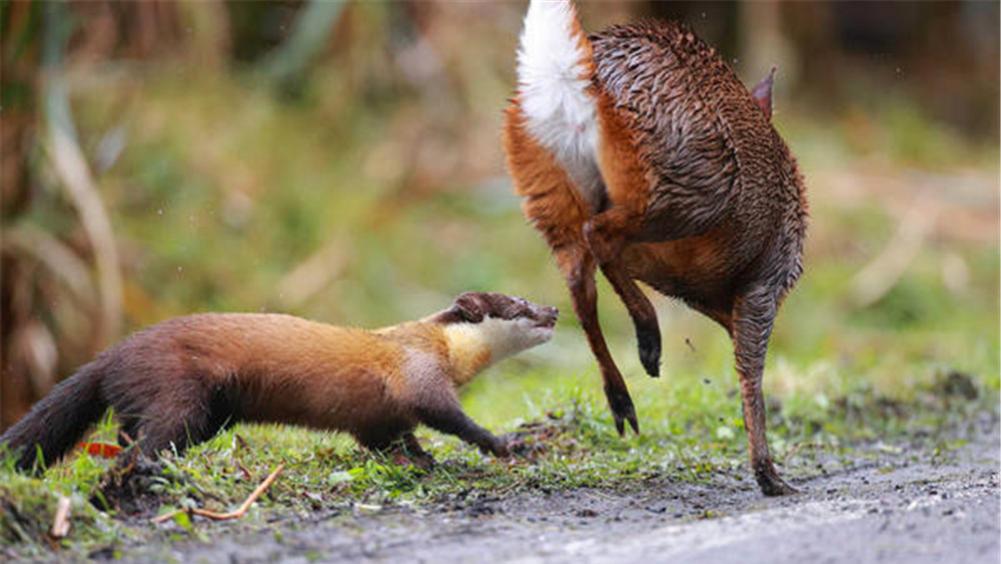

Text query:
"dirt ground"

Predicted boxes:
[[106, 412, 1000, 564]]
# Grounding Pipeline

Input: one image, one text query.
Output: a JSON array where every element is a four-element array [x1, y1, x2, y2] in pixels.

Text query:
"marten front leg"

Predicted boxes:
[[414, 392, 508, 457]]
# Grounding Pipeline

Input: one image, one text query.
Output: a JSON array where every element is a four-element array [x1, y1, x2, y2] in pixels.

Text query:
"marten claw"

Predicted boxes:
[[487, 437, 511, 458]]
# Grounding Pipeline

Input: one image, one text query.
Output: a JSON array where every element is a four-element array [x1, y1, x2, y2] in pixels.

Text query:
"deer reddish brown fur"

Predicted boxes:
[[503, 1, 807, 495]]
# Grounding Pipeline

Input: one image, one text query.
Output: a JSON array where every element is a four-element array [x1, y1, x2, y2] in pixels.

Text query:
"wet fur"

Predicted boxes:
[[505, 1, 807, 495]]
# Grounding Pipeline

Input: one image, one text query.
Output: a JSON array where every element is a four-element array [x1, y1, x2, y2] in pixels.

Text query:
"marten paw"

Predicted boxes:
[[498, 433, 540, 458], [392, 452, 436, 471], [479, 436, 510, 458], [491, 438, 511, 458]]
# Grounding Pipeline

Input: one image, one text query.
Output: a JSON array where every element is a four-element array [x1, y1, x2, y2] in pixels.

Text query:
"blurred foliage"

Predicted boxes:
[[0, 0, 998, 557]]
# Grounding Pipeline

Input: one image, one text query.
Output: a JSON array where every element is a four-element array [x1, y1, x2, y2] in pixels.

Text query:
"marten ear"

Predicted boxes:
[[452, 293, 486, 323], [751, 66, 776, 120]]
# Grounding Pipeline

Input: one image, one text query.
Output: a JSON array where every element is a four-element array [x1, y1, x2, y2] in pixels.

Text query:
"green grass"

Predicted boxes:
[[2, 365, 995, 558], [4, 61, 998, 558]]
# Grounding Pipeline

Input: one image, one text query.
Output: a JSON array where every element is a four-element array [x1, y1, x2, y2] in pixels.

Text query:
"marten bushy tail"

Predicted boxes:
[[1, 362, 106, 472]]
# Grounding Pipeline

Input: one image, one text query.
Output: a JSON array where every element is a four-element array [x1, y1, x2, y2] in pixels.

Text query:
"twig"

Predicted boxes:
[[0, 224, 98, 309], [234, 433, 249, 452], [850, 202, 937, 308], [275, 237, 347, 307], [192, 463, 284, 520], [50, 496, 71, 538], [118, 430, 135, 447], [151, 464, 284, 524], [236, 460, 253, 481], [782, 441, 822, 463], [495, 479, 526, 497], [150, 509, 178, 525], [44, 3, 123, 348]]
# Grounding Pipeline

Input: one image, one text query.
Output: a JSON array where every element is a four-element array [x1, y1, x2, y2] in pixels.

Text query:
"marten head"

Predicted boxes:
[[432, 292, 558, 383]]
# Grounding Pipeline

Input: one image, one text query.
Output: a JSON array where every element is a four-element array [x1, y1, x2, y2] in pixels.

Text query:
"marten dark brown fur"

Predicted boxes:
[[505, 1, 807, 495], [1, 292, 558, 472]]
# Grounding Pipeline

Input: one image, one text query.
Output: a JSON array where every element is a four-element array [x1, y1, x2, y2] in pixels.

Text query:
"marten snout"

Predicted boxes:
[[533, 305, 559, 329]]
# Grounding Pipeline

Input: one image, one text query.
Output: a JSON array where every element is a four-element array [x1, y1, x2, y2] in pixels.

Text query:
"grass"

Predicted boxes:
[[1, 366, 995, 559], [3, 59, 999, 558]]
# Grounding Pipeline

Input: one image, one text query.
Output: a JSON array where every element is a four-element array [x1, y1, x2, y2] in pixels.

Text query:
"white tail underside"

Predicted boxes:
[[516, 0, 604, 211]]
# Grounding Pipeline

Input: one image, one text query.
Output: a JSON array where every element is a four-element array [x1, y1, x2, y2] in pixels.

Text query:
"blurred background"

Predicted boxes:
[[1, 1, 998, 432]]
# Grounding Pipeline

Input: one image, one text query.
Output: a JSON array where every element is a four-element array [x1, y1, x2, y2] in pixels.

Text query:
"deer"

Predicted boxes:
[[502, 0, 807, 495]]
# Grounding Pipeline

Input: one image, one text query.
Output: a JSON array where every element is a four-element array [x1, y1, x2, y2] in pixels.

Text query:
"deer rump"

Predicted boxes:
[[504, 1, 807, 497]]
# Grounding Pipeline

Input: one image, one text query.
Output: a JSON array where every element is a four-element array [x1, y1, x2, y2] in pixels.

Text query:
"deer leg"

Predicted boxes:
[[731, 286, 797, 496], [584, 209, 662, 378], [559, 246, 639, 435]]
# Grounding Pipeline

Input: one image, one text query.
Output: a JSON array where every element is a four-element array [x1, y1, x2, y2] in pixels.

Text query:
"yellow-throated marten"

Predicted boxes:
[[1, 292, 558, 472]]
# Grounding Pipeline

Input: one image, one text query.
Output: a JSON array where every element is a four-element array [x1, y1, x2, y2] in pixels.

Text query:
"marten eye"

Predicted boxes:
[[453, 295, 485, 323]]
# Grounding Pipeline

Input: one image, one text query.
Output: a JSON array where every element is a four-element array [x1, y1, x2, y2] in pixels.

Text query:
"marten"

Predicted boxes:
[[503, 1, 807, 495], [0, 292, 558, 472]]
